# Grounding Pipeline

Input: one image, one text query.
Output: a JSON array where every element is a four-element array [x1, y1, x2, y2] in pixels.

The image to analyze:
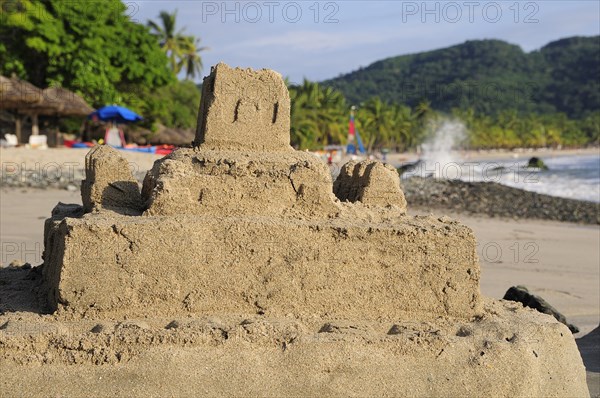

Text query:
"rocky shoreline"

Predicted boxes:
[[0, 167, 148, 191], [403, 177, 599, 224], [2, 167, 598, 225]]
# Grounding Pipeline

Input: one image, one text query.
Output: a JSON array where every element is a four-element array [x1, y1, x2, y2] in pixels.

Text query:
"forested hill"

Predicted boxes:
[[322, 36, 600, 118]]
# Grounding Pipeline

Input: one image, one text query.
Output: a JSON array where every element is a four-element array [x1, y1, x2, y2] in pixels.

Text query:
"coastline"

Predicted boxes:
[[386, 146, 600, 164], [2, 145, 598, 168]]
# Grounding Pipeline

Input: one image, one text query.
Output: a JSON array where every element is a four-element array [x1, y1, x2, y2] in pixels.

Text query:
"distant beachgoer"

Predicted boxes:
[[105, 126, 126, 147]]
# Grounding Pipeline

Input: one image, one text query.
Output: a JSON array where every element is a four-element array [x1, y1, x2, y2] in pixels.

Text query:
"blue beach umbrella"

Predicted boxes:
[[89, 105, 142, 124], [89, 105, 142, 147]]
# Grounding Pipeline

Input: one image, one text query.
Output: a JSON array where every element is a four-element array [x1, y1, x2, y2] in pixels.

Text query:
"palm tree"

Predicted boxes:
[[389, 104, 415, 151], [148, 10, 206, 78], [357, 97, 395, 152], [289, 80, 346, 149], [178, 36, 208, 80]]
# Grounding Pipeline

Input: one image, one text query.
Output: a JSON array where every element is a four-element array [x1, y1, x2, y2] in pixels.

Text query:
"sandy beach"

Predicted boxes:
[[1, 147, 599, 396], [0, 147, 161, 185]]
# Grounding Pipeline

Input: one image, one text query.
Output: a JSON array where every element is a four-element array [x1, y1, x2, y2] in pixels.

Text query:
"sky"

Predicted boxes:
[[134, 1, 600, 83]]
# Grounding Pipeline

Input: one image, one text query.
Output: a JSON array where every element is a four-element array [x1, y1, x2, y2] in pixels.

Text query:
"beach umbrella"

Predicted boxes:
[[27, 87, 95, 146], [89, 106, 143, 147], [89, 105, 143, 124], [20, 85, 94, 139], [0, 75, 43, 108]]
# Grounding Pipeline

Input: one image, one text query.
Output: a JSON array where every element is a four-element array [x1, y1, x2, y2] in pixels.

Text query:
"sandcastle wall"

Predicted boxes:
[[0, 299, 590, 398], [44, 210, 478, 318]]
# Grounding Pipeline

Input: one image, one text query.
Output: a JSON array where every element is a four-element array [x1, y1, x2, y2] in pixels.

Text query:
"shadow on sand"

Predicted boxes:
[[577, 327, 600, 398], [0, 265, 50, 315]]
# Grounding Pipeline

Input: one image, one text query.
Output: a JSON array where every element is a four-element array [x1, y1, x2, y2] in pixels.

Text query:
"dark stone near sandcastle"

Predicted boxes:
[[576, 325, 600, 373], [503, 285, 579, 333]]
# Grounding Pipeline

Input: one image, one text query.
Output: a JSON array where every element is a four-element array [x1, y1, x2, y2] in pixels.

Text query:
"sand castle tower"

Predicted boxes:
[[26, 64, 589, 396]]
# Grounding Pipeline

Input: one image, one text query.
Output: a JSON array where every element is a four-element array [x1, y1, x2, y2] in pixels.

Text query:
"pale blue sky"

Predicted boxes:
[[134, 1, 600, 83]]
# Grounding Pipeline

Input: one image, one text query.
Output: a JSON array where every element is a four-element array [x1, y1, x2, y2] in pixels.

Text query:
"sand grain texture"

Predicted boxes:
[[0, 298, 590, 397]]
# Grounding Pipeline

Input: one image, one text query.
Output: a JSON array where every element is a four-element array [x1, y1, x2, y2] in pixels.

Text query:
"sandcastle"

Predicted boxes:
[[1, 64, 588, 397], [43, 63, 479, 320]]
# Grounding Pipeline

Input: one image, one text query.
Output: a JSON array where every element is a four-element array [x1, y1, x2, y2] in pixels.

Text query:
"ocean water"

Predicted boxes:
[[402, 153, 600, 203], [477, 154, 600, 203]]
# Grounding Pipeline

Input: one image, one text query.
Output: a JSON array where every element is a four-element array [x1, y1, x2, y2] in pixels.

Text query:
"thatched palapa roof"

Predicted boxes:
[[1, 75, 94, 143], [0, 75, 42, 109], [33, 87, 94, 116], [0, 76, 93, 116]]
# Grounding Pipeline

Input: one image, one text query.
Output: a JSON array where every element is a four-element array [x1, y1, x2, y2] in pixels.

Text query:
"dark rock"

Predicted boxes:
[[503, 285, 579, 333], [576, 326, 600, 372], [527, 157, 549, 170], [397, 160, 423, 176], [51, 202, 85, 219]]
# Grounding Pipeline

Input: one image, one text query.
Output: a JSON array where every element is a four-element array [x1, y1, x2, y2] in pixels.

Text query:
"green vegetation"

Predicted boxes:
[[0, 0, 204, 133], [1, 1, 597, 149], [140, 80, 201, 130], [314, 37, 599, 150], [453, 108, 599, 149], [289, 80, 347, 150], [288, 80, 432, 152], [0, 0, 173, 106], [356, 98, 430, 152], [288, 80, 598, 151], [323, 37, 600, 119], [148, 10, 207, 80]]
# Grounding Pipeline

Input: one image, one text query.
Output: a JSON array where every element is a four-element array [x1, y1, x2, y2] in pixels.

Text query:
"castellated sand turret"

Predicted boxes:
[[195, 63, 292, 152], [4, 63, 586, 396]]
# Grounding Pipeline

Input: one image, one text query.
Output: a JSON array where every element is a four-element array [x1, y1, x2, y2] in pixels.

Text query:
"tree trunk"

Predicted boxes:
[[15, 116, 22, 144], [31, 114, 39, 135]]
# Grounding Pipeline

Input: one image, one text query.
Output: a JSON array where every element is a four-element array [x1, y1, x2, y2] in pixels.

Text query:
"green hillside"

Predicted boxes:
[[323, 36, 600, 118]]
